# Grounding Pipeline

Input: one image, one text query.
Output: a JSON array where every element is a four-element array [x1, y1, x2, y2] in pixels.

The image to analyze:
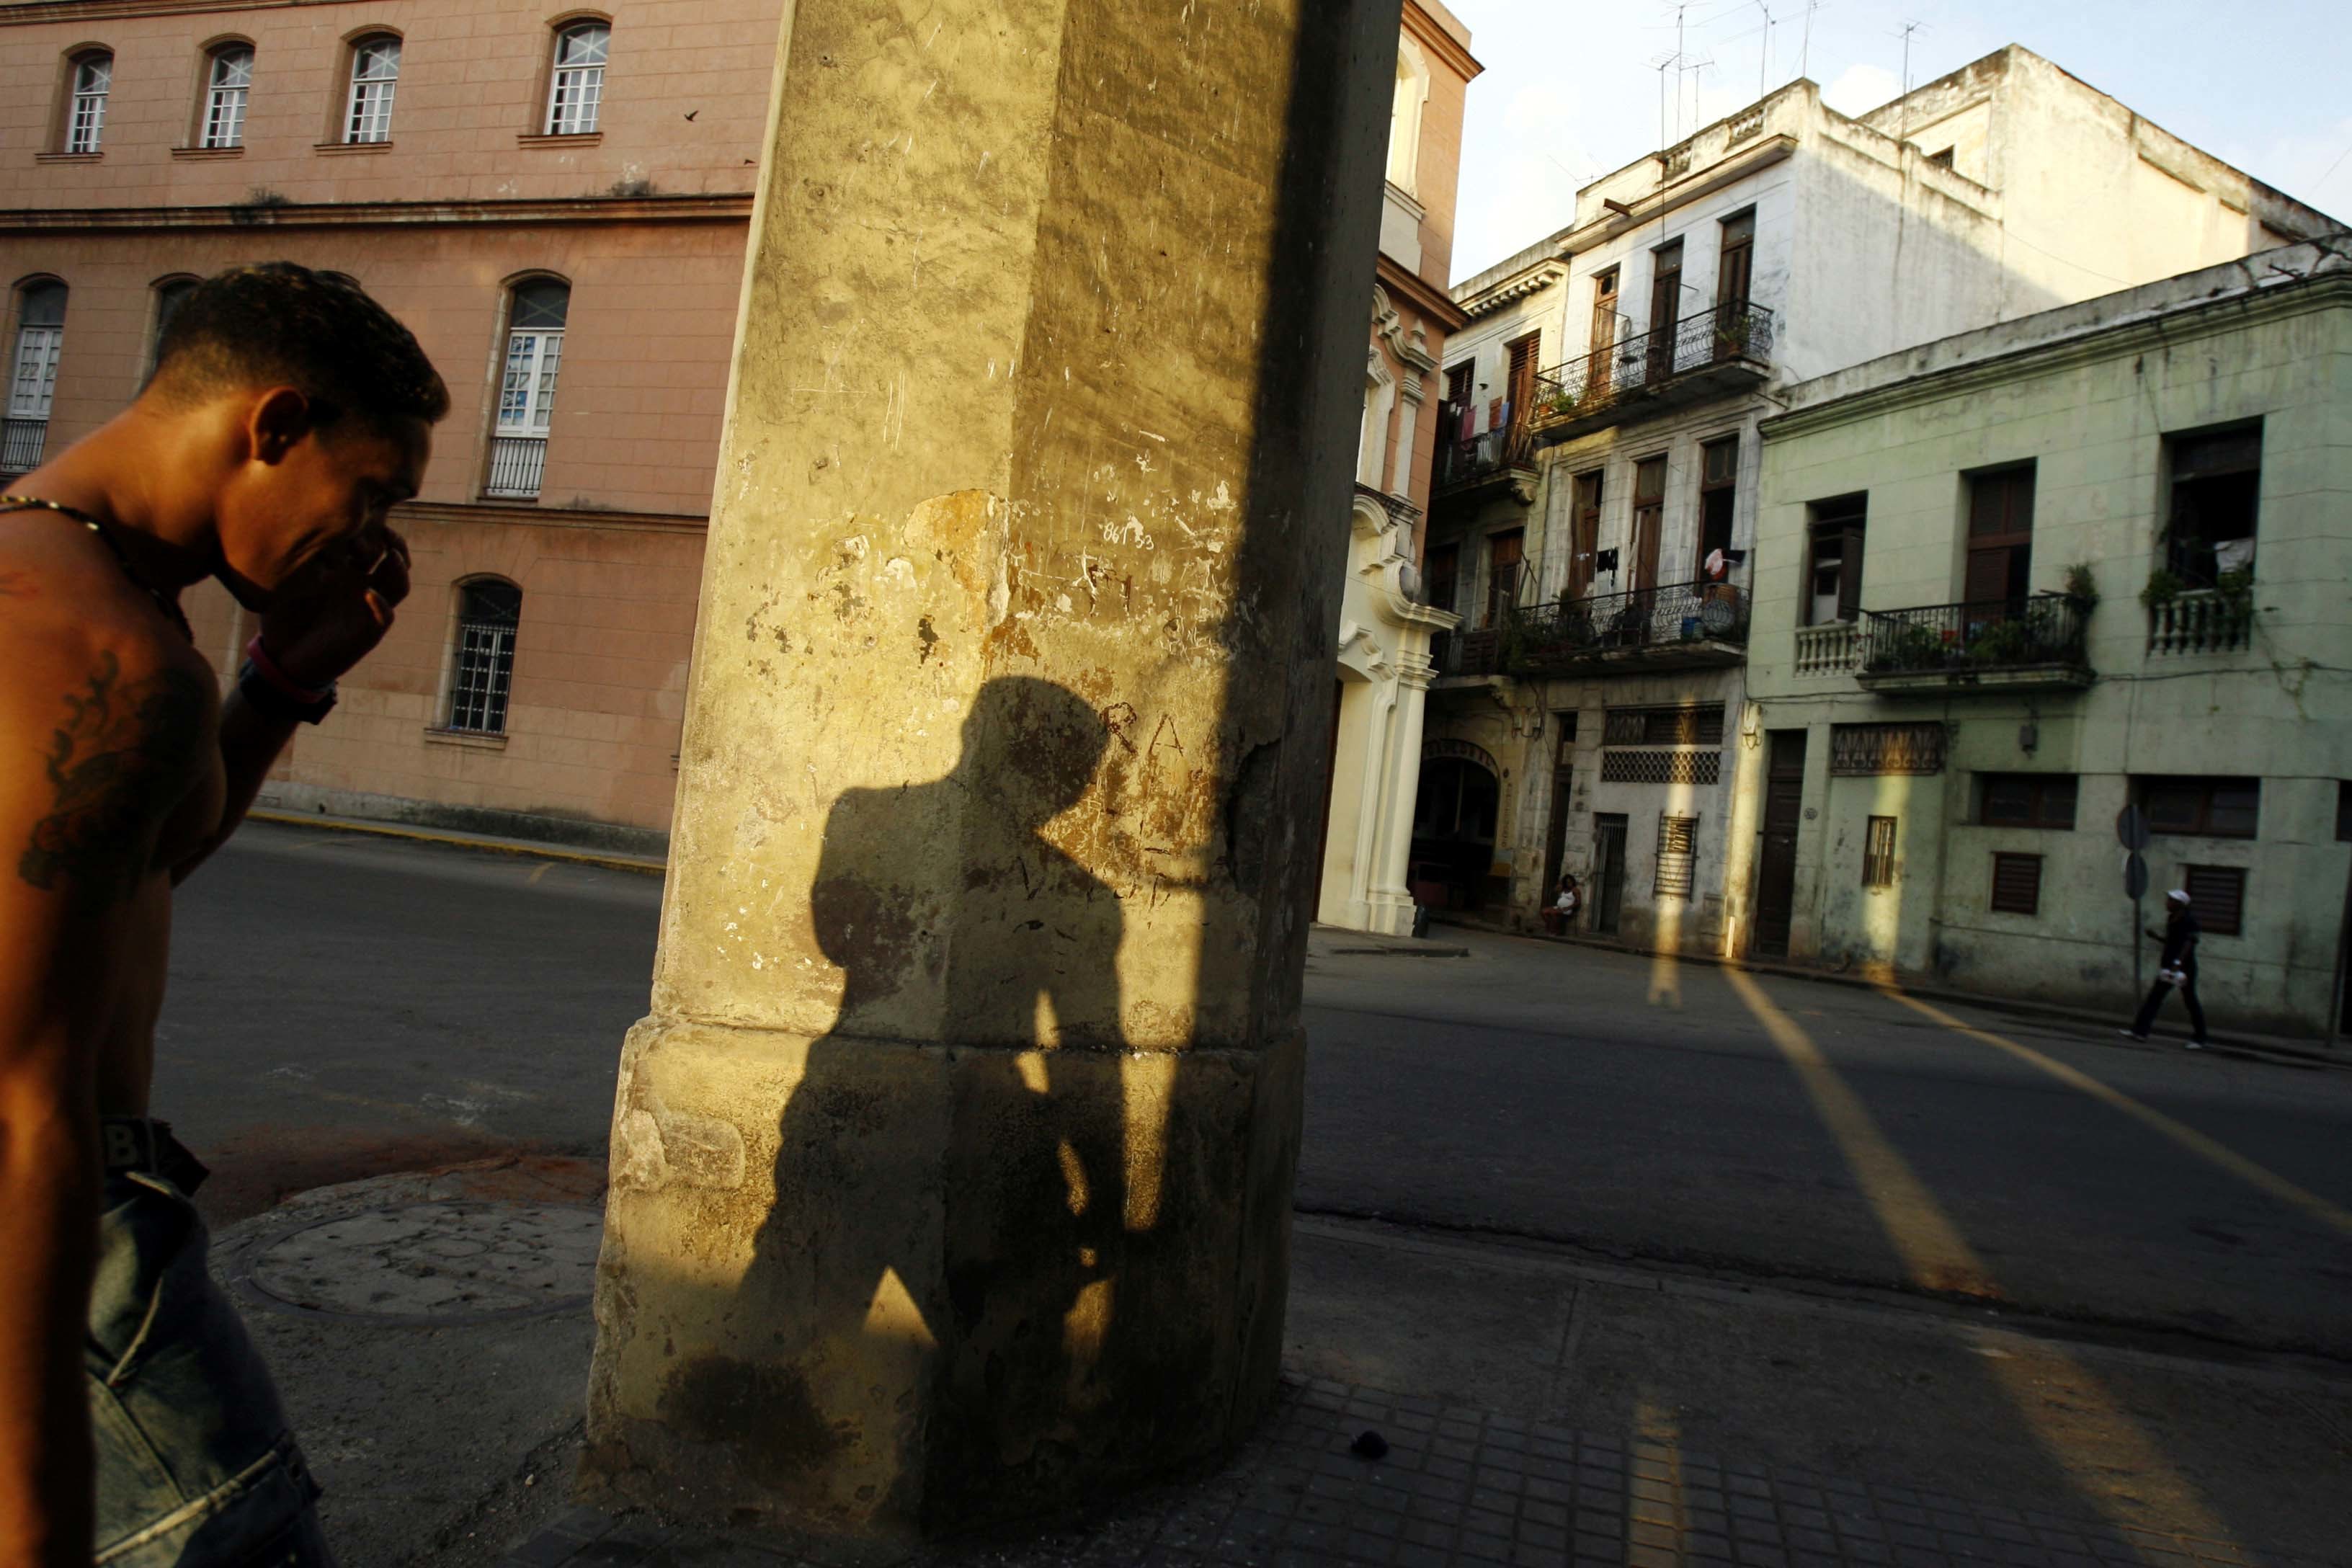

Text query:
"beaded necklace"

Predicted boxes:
[[0, 494, 195, 643]]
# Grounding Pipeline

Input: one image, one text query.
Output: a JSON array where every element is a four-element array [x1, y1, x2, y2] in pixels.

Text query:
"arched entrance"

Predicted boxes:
[[1409, 741, 1501, 912]]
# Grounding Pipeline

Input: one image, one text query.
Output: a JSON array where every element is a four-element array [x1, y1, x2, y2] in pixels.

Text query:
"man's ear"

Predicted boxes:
[[245, 386, 317, 465]]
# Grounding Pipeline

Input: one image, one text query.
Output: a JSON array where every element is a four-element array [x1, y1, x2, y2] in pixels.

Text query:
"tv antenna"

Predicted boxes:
[[1894, 19, 1928, 142], [1755, 1, 1774, 96]]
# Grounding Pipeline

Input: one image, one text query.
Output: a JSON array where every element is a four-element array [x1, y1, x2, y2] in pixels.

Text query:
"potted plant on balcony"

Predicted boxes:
[[2139, 566, 2184, 610], [2062, 562, 2099, 610], [1969, 616, 2036, 668], [1862, 620, 1942, 674]]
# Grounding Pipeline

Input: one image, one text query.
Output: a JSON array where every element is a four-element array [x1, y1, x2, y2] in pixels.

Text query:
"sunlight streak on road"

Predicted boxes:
[[1885, 993, 2352, 1240], [1726, 968, 2236, 1545], [1724, 969, 1994, 1296]]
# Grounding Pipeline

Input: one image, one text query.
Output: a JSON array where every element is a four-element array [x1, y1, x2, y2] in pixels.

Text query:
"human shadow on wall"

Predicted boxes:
[[698, 676, 1232, 1533]]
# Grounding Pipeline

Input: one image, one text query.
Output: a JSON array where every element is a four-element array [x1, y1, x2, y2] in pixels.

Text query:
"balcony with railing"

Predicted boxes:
[[1, 417, 47, 473], [1850, 593, 2092, 694], [1430, 579, 1750, 682], [484, 435, 548, 500], [2146, 588, 2251, 656], [1505, 580, 1750, 675], [1431, 422, 1538, 507], [1525, 300, 1775, 443]]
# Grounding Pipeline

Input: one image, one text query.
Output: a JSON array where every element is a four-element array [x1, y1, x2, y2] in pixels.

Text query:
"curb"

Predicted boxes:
[[1435, 914, 2348, 1072], [244, 810, 667, 877]]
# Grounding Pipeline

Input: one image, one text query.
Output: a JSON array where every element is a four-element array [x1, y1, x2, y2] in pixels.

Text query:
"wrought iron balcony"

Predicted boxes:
[[1, 416, 47, 473], [1432, 423, 1536, 504], [1526, 301, 1775, 442], [1855, 593, 2091, 693], [1502, 580, 1749, 676], [2146, 588, 2251, 656], [484, 434, 548, 500], [1431, 625, 1505, 679]]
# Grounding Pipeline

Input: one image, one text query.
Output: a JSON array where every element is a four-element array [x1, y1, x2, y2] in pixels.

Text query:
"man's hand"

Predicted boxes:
[[257, 527, 411, 689]]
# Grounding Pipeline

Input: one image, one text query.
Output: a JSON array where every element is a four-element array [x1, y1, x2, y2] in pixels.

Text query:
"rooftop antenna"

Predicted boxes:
[[1895, 19, 1927, 143], [1755, 1, 1773, 96], [1799, 0, 1822, 82]]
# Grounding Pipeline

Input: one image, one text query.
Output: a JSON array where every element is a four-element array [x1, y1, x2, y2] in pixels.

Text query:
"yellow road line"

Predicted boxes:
[[1725, 968, 1998, 1298], [245, 810, 663, 877], [1885, 992, 2352, 1241], [1726, 969, 2234, 1544]]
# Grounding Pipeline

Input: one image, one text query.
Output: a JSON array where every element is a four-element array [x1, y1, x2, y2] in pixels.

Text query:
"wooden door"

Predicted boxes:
[[1966, 467, 2034, 615], [1505, 333, 1539, 440], [1543, 766, 1574, 906], [1646, 241, 1683, 383], [1569, 471, 1603, 600], [1590, 270, 1620, 393], [1485, 529, 1524, 626], [1754, 729, 1808, 956], [1630, 455, 1667, 595], [1593, 814, 1629, 935]]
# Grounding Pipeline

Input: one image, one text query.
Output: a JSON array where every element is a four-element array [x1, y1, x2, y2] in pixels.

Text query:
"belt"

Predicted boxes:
[[99, 1117, 210, 1195]]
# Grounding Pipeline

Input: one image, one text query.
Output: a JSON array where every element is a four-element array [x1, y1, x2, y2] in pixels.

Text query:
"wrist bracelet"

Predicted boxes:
[[239, 636, 338, 725], [245, 634, 334, 703]]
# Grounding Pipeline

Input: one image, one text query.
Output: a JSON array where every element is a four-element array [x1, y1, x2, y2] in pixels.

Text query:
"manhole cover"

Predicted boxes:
[[242, 1201, 602, 1324]]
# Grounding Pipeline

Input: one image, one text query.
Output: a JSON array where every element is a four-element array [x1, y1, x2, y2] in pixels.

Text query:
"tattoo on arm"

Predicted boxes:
[[17, 652, 208, 917]]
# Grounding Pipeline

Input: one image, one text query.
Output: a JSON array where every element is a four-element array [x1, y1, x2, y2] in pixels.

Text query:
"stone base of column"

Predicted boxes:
[[1363, 889, 1420, 937], [581, 1017, 1304, 1536]]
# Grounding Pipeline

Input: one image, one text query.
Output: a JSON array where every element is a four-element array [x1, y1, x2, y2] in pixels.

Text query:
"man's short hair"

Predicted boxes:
[[151, 262, 450, 430]]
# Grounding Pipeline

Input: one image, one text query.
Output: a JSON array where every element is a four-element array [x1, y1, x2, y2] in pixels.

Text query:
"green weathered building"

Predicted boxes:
[[1738, 241, 2352, 1037]]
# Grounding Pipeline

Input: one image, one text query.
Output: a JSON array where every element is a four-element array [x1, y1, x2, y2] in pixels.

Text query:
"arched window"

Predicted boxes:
[[148, 276, 197, 377], [445, 579, 523, 734], [5, 282, 67, 473], [545, 22, 608, 135], [344, 35, 400, 143], [65, 50, 112, 153], [201, 43, 254, 148], [486, 278, 568, 499], [1386, 40, 1429, 195]]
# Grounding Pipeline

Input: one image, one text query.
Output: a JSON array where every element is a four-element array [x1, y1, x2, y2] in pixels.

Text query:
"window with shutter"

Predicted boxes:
[[1806, 495, 1866, 625], [1656, 814, 1699, 898], [2163, 426, 2260, 587], [1569, 471, 1603, 600], [2183, 865, 2245, 936], [1698, 437, 1737, 574], [1979, 773, 2077, 829], [2137, 776, 2259, 839], [1863, 816, 1897, 888], [1484, 530, 1523, 627], [1631, 455, 1667, 594], [1966, 466, 2034, 615], [1990, 852, 2042, 915], [1504, 334, 1538, 434]]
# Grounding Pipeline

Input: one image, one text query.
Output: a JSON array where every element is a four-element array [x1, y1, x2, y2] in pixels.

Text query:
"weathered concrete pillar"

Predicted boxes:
[[582, 0, 1399, 1539]]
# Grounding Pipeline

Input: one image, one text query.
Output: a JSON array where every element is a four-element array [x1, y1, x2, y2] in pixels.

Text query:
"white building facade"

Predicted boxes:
[[1314, 1, 1479, 935], [1411, 46, 2338, 955]]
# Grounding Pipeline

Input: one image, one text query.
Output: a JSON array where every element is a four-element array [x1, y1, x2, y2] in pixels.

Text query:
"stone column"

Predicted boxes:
[[1367, 662, 1436, 933], [582, 0, 1399, 1541]]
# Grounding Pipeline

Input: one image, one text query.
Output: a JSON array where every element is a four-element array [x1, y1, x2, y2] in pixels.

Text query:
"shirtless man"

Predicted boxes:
[[0, 263, 446, 1566]]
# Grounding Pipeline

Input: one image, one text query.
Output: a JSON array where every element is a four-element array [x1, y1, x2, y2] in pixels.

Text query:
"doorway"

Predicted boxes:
[[1542, 766, 1574, 912], [1592, 813, 1629, 936], [1755, 729, 1808, 957]]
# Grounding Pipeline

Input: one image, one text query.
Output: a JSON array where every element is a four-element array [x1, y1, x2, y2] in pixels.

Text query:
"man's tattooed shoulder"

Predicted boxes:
[[17, 649, 213, 915]]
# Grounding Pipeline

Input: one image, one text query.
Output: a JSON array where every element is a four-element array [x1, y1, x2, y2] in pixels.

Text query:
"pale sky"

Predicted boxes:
[[1443, 0, 2352, 286]]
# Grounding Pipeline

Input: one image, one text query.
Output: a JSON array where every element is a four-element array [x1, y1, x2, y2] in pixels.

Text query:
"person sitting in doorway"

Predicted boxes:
[[2122, 888, 2210, 1049], [1543, 873, 1581, 936]]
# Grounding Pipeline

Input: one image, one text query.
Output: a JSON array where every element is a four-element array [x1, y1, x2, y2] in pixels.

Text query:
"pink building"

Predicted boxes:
[[0, 0, 781, 847]]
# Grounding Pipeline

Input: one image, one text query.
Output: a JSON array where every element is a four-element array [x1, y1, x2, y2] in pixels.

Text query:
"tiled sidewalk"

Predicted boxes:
[[497, 1378, 2322, 1568]]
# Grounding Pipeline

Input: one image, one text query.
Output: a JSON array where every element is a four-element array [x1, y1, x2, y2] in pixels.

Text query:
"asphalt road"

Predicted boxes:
[[162, 820, 2352, 1358]]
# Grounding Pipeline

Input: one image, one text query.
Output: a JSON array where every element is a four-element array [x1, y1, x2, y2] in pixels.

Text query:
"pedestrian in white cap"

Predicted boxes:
[[2122, 889, 2209, 1048]]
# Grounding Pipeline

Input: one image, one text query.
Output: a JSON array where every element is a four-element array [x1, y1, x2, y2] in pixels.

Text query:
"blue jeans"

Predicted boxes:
[[89, 1156, 334, 1567]]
